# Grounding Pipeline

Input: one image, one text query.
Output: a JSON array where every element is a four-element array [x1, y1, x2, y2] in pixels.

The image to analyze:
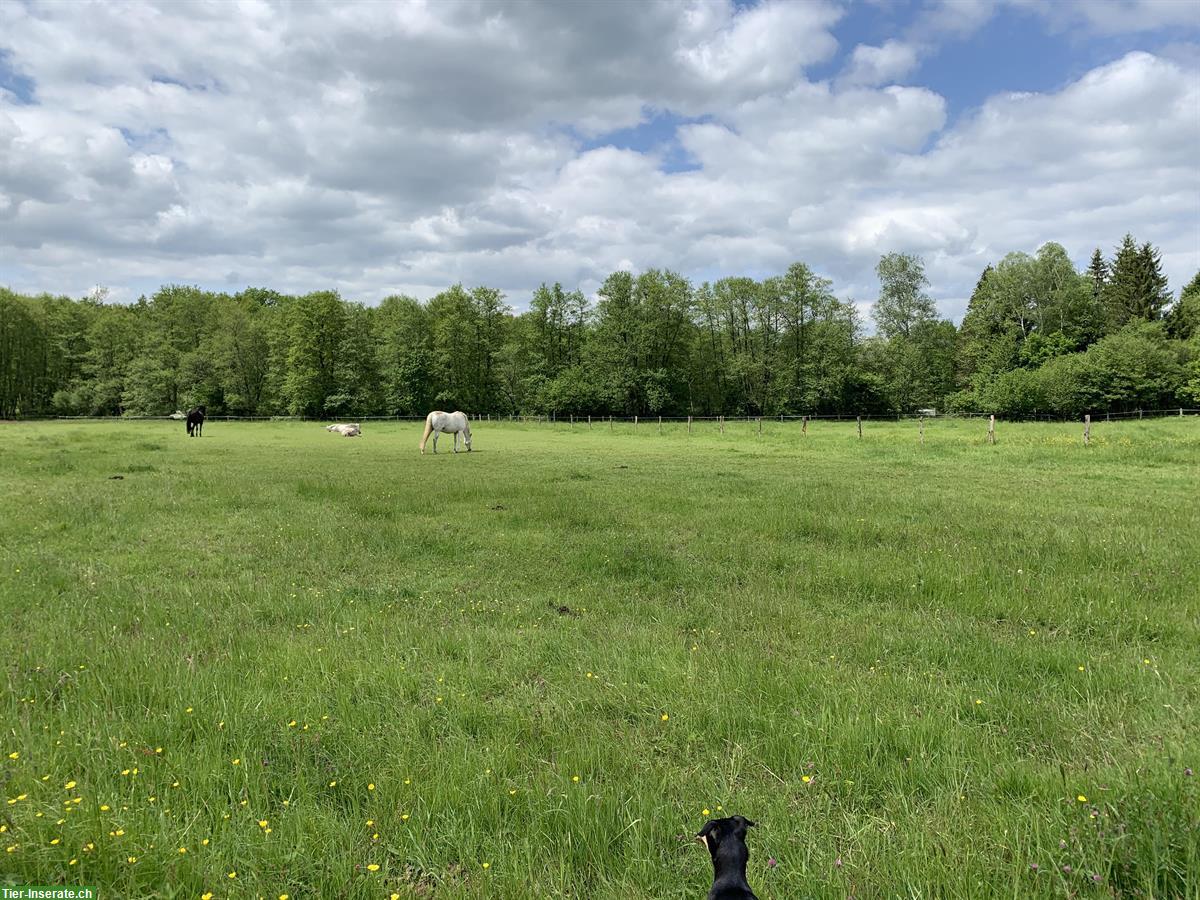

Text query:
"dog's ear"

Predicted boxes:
[[695, 819, 721, 847]]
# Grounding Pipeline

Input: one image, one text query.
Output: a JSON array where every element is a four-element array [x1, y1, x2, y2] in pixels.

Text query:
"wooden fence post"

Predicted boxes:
[[988, 414, 996, 445], [634, 415, 638, 429], [1084, 414, 1090, 445], [688, 415, 692, 434], [720, 415, 725, 434], [1138, 408, 1143, 420], [802, 415, 808, 435], [758, 416, 762, 435], [1180, 407, 1184, 417], [609, 415, 613, 432], [570, 414, 574, 426], [919, 415, 924, 445], [857, 415, 862, 439], [658, 415, 662, 434]]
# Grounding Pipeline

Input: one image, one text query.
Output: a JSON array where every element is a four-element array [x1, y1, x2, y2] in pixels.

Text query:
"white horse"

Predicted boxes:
[[420, 410, 472, 454], [326, 423, 361, 437]]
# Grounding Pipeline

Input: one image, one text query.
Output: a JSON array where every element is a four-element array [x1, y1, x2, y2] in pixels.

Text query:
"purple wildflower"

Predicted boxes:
[[834, 857, 843, 868], [1062, 865, 1072, 874], [767, 857, 777, 869], [1091, 874, 1102, 884], [1029, 863, 1038, 872]]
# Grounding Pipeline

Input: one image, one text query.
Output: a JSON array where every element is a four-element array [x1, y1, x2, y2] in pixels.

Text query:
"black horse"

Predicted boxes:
[[186, 406, 206, 437]]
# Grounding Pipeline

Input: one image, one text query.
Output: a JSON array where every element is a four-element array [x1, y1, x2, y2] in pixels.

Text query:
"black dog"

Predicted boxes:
[[186, 405, 206, 437], [697, 815, 758, 900]]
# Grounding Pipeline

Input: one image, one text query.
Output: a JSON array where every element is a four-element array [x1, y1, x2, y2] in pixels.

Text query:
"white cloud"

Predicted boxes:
[[0, 1, 1197, 324], [839, 41, 921, 86]]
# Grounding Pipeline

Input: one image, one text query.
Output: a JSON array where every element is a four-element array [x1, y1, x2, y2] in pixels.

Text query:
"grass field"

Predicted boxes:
[[1, 417, 1198, 899]]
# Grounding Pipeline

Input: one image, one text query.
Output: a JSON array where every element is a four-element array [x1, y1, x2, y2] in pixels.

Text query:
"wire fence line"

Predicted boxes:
[[32, 407, 1200, 425]]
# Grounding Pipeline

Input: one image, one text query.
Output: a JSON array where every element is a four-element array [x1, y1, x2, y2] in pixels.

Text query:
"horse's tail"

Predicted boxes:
[[420, 413, 434, 453]]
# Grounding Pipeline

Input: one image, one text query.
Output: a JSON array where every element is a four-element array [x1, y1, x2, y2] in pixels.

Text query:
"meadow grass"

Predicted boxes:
[[0, 417, 1197, 899]]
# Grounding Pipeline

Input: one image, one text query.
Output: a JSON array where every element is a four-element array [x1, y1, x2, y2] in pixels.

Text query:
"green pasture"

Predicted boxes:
[[0, 418, 1197, 898]]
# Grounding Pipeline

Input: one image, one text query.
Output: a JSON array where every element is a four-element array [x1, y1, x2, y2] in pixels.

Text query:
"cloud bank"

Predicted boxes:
[[1, 0, 1197, 321]]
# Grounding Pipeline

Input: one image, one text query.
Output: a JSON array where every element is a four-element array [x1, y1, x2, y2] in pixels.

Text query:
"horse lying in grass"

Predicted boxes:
[[326, 423, 361, 437], [420, 410, 471, 454], [186, 406, 206, 437]]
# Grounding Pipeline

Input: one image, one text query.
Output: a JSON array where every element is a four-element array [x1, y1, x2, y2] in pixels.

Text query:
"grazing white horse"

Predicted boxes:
[[420, 410, 472, 454], [326, 423, 361, 437]]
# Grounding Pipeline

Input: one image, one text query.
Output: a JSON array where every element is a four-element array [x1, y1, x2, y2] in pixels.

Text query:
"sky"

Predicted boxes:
[[1, 0, 1198, 324]]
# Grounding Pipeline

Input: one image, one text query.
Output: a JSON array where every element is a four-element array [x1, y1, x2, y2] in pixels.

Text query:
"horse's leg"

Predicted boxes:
[[433, 430, 439, 454], [453, 430, 458, 453]]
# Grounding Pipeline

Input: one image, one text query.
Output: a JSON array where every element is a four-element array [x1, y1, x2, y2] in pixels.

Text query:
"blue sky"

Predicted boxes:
[[1, 0, 1197, 321]]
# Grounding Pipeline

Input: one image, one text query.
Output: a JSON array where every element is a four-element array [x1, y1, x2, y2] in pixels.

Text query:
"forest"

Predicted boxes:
[[2, 235, 1197, 419]]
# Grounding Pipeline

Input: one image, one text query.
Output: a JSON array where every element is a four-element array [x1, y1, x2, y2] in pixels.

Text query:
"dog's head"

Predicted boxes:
[[695, 815, 756, 856]]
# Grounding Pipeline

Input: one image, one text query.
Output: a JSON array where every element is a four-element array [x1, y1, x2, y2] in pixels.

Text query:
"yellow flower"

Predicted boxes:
[[288, 720, 297, 727], [660, 713, 669, 721], [69, 858, 77, 865], [185, 707, 193, 714], [404, 778, 411, 785], [508, 789, 517, 795], [280, 895, 289, 900], [100, 805, 110, 811], [203, 894, 213, 900], [368, 783, 375, 791], [115, 829, 124, 836], [202, 839, 210, 846], [259, 820, 269, 828], [7, 752, 17, 760], [50, 838, 60, 845], [1077, 666, 1085, 671], [975, 699, 983, 705], [367, 863, 380, 872], [232, 758, 241, 766], [127, 855, 137, 863], [228, 870, 237, 878], [65, 780, 76, 789], [5, 845, 15, 853], [702, 808, 710, 816], [366, 820, 374, 826], [482, 862, 491, 869], [178, 847, 187, 854], [121, 769, 130, 776], [155, 747, 162, 754], [329, 780, 336, 787], [1143, 658, 1151, 665], [1077, 794, 1088, 802], [801, 775, 812, 783], [401, 814, 409, 821], [572, 775, 580, 783]]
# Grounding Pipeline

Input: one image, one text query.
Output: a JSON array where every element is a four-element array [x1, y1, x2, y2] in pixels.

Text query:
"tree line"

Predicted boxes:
[[2, 235, 1197, 420]]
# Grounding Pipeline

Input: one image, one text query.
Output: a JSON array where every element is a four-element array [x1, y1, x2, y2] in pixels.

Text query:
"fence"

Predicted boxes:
[[30, 408, 1200, 432], [36, 407, 1200, 426]]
